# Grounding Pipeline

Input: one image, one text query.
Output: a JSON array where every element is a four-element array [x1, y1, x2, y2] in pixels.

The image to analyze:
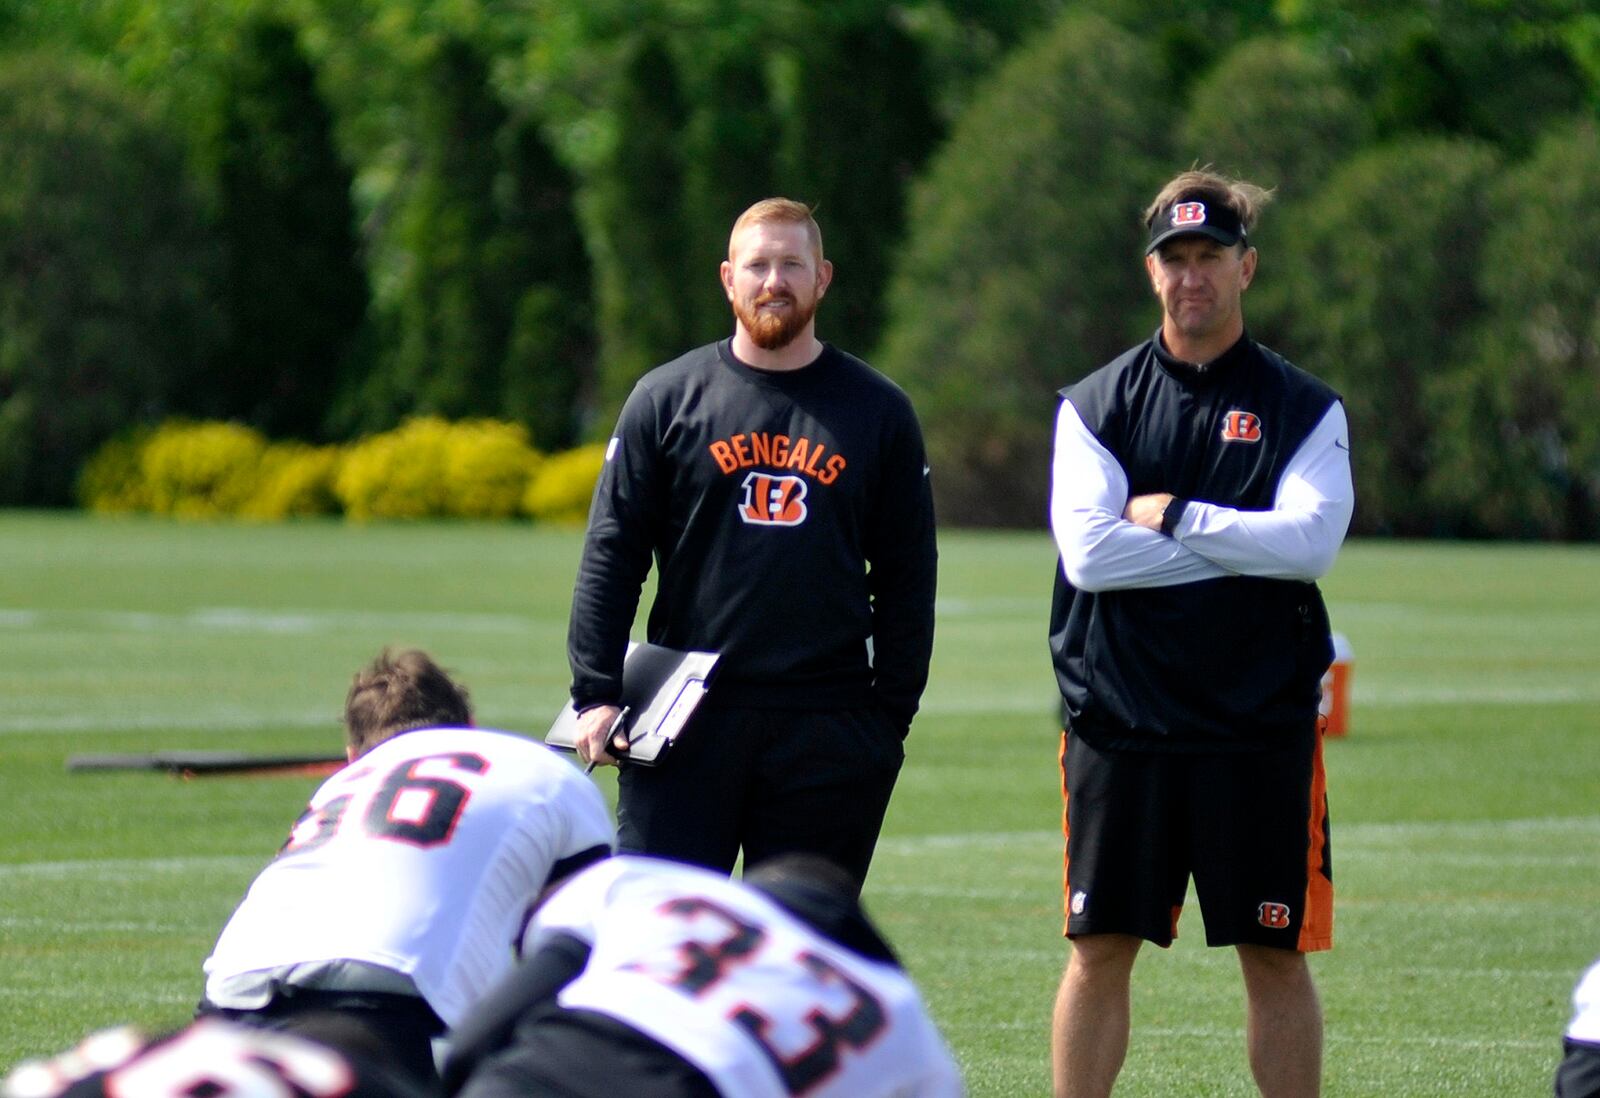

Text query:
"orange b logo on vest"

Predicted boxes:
[[739, 472, 808, 526], [1221, 410, 1262, 443]]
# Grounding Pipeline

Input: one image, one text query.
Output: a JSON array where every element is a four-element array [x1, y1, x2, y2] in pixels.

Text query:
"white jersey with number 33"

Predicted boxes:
[[203, 728, 614, 1027], [526, 858, 964, 1098]]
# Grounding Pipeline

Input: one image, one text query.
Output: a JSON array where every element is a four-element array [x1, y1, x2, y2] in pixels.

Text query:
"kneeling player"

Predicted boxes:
[[1558, 957, 1600, 1097], [199, 649, 614, 1083], [443, 854, 964, 1098], [3, 1014, 432, 1098]]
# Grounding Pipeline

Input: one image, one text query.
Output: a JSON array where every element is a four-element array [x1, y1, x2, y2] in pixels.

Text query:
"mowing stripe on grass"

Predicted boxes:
[[0, 712, 337, 735], [0, 855, 262, 879], [0, 607, 538, 635], [1144, 1025, 1553, 1052], [0, 985, 196, 1006], [14, 818, 1586, 876], [879, 818, 1600, 854]]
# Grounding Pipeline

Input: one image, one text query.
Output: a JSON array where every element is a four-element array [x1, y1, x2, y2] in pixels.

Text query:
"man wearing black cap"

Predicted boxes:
[[1047, 169, 1354, 1098]]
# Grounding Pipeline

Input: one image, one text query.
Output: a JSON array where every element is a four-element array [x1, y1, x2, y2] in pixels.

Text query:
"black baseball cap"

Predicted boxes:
[[1146, 195, 1247, 254]]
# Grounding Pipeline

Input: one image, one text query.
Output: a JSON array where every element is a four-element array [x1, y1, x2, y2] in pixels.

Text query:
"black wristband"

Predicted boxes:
[[1159, 496, 1189, 537]]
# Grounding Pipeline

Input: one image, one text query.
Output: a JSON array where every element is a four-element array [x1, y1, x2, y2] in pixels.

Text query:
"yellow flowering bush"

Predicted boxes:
[[241, 443, 343, 519], [523, 441, 606, 524], [333, 416, 455, 520], [443, 419, 543, 519], [76, 429, 153, 513], [76, 416, 600, 523], [139, 421, 268, 518]]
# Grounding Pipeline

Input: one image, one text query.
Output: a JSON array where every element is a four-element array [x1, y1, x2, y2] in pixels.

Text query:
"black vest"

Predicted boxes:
[[1050, 333, 1339, 751]]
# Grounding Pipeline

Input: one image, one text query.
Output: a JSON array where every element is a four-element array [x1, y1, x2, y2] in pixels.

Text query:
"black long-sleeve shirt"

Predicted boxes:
[[568, 340, 937, 731]]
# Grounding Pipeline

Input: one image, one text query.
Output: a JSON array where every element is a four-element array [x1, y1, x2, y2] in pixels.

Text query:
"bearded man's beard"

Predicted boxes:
[[734, 290, 818, 350]]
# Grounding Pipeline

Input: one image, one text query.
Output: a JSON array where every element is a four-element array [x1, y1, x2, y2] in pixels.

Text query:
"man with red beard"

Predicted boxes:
[[565, 198, 936, 892]]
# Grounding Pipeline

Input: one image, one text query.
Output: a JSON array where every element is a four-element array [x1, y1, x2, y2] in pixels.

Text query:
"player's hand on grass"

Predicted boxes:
[[575, 704, 628, 769]]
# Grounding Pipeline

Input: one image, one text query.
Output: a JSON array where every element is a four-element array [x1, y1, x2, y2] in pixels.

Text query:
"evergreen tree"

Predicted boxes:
[[877, 11, 1168, 526], [590, 35, 696, 413], [678, 52, 779, 344], [382, 36, 513, 424], [499, 112, 596, 449], [1177, 35, 1369, 349], [212, 17, 369, 440], [1283, 138, 1500, 535], [0, 54, 222, 504], [780, 14, 942, 358], [1428, 119, 1600, 538]]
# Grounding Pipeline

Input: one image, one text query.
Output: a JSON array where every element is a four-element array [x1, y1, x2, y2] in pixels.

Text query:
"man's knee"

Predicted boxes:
[[1065, 934, 1143, 980], [1236, 944, 1317, 995]]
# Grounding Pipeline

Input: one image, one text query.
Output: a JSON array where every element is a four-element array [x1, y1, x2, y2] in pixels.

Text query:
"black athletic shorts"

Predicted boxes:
[[1557, 1039, 1600, 1098], [456, 1004, 721, 1098], [616, 703, 904, 887], [199, 988, 445, 1086], [1059, 726, 1333, 951]]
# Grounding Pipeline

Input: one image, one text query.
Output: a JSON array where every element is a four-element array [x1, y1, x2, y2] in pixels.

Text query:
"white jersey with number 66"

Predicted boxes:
[[204, 727, 614, 1027]]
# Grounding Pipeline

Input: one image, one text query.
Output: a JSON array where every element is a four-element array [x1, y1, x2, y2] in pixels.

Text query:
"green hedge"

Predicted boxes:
[[76, 418, 604, 523]]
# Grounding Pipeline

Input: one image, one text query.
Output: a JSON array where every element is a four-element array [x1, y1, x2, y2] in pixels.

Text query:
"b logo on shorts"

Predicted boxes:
[[1257, 901, 1292, 929]]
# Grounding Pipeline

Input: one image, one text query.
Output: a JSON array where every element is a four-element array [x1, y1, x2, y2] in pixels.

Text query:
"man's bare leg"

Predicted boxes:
[[1052, 933, 1142, 1098], [1237, 944, 1322, 1098]]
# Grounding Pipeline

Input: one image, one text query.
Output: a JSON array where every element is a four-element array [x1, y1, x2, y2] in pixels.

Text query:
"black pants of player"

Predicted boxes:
[[459, 1005, 720, 1098], [1557, 1039, 1600, 1097], [199, 988, 445, 1086], [615, 703, 904, 888]]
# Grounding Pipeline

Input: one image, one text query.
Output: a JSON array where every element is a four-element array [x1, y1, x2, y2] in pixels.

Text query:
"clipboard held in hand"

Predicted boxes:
[[546, 642, 719, 766]]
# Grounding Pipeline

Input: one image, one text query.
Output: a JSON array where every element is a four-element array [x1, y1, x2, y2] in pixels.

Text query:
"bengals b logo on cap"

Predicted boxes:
[[739, 472, 808, 526]]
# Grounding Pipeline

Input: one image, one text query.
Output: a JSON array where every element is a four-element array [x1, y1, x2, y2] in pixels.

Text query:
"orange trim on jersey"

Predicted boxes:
[[1059, 730, 1072, 936], [1297, 728, 1335, 952]]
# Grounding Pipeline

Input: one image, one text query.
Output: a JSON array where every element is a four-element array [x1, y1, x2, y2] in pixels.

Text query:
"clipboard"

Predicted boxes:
[[546, 642, 720, 766]]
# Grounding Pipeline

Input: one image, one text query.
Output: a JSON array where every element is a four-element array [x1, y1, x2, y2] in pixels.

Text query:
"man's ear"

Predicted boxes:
[[815, 258, 834, 299], [720, 259, 735, 301]]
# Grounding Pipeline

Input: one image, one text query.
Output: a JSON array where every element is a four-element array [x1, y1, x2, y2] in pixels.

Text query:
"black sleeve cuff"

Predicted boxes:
[[1159, 497, 1189, 537], [441, 932, 592, 1094]]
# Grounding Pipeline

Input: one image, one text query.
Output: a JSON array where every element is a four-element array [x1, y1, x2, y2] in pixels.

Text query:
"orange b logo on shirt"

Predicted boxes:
[[1221, 411, 1263, 443], [739, 473, 808, 526]]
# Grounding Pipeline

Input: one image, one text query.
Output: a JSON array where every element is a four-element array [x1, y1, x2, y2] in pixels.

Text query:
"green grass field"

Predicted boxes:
[[2, 512, 1597, 1095]]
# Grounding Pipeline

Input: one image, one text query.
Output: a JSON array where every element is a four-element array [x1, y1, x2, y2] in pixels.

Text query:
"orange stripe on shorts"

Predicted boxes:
[[1297, 727, 1334, 952], [1059, 730, 1072, 936]]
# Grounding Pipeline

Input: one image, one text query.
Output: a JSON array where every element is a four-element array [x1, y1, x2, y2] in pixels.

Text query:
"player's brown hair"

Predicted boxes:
[[1143, 168, 1274, 245], [729, 197, 825, 262], [343, 648, 472, 757]]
